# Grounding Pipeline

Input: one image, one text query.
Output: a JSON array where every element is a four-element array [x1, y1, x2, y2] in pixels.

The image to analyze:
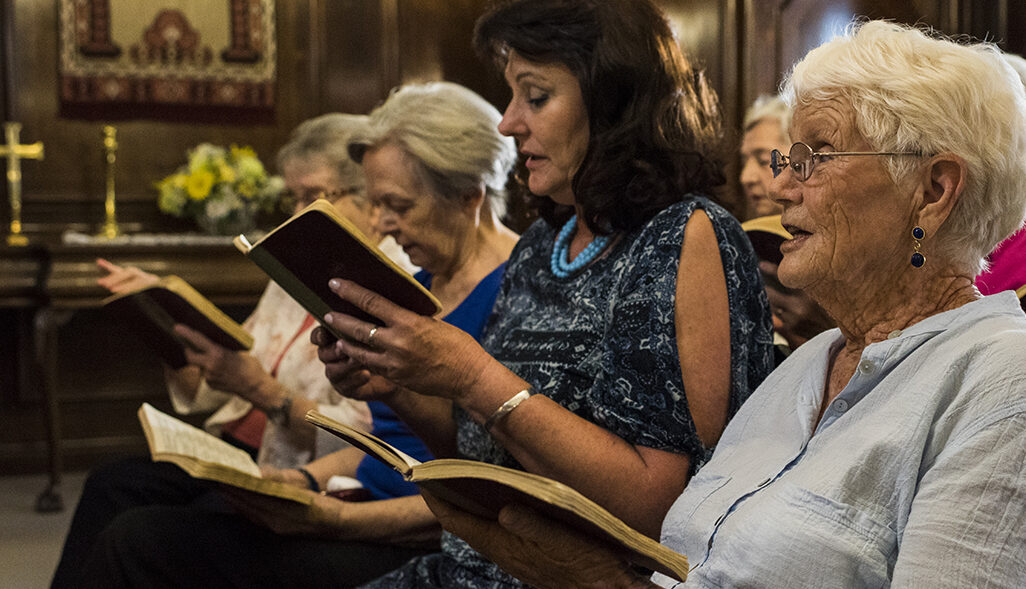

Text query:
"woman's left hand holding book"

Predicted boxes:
[[95, 258, 278, 409], [97, 258, 204, 400]]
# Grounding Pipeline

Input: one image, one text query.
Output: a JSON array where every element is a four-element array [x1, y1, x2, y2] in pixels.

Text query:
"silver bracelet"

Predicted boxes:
[[483, 387, 536, 432]]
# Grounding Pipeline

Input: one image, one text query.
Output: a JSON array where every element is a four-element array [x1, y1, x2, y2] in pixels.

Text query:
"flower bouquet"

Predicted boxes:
[[157, 143, 285, 235]]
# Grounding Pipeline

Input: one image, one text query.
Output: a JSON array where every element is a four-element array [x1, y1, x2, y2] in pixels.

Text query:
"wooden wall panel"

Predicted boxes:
[[658, 0, 746, 216], [396, 0, 507, 108], [5, 0, 308, 234], [0, 0, 501, 238], [319, 0, 396, 115], [742, 0, 954, 112], [0, 0, 10, 121]]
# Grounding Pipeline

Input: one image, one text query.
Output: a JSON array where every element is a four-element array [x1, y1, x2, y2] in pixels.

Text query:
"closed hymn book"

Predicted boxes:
[[102, 275, 254, 369], [137, 403, 312, 504], [305, 410, 690, 583], [233, 199, 441, 338]]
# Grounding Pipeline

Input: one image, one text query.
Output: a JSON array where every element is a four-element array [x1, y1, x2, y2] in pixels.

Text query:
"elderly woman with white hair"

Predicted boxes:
[[80, 82, 521, 588], [740, 94, 792, 219], [422, 20, 1026, 589]]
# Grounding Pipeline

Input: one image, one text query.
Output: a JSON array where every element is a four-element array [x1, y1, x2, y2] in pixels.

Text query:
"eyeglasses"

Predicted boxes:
[[770, 142, 925, 182]]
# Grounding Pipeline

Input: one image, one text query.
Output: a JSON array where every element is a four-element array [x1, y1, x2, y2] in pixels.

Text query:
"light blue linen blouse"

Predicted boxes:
[[656, 292, 1026, 588]]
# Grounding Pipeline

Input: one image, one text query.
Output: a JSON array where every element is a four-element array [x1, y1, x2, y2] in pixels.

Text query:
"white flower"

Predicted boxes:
[[204, 189, 243, 220]]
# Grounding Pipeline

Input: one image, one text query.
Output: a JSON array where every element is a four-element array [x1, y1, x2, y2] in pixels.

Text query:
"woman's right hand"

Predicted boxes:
[[423, 492, 657, 589], [311, 325, 400, 402], [96, 258, 160, 294], [313, 279, 497, 402]]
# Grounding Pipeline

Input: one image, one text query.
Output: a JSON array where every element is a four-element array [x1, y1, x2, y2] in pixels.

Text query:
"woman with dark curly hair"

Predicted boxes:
[[315, 1, 773, 587]]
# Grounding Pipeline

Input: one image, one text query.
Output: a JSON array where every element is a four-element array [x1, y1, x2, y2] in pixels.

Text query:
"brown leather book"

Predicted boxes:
[[103, 275, 253, 369], [234, 199, 441, 338], [305, 409, 691, 583]]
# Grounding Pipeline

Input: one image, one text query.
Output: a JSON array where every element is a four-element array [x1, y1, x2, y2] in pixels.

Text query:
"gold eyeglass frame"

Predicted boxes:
[[770, 141, 926, 182]]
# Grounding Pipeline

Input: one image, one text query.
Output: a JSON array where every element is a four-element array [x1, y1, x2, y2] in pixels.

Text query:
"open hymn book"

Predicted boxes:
[[234, 199, 441, 338], [305, 410, 691, 583], [103, 275, 253, 369], [137, 403, 313, 505]]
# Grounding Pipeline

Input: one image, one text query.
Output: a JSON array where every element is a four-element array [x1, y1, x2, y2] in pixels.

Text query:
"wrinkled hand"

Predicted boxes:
[[315, 279, 494, 401], [220, 487, 344, 537], [175, 323, 274, 404], [312, 326, 400, 402], [96, 258, 160, 294], [423, 492, 655, 589]]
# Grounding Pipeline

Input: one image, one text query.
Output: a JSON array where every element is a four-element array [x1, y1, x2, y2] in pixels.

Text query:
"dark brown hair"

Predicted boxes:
[[474, 0, 726, 233]]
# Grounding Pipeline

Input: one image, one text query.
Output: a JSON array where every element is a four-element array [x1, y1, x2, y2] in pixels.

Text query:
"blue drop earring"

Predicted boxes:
[[910, 226, 926, 268]]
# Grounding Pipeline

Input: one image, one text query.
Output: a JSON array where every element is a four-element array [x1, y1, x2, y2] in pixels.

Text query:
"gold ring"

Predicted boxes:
[[367, 326, 378, 345]]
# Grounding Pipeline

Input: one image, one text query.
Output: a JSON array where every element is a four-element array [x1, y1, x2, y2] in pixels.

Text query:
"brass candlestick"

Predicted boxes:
[[0, 122, 44, 246], [97, 125, 121, 239]]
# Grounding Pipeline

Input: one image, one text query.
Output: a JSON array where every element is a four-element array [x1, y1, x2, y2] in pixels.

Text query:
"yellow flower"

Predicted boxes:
[[236, 180, 257, 199], [231, 145, 257, 160], [186, 170, 216, 201], [217, 160, 236, 183]]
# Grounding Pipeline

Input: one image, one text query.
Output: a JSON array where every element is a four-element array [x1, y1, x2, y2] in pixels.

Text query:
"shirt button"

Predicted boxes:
[[887, 329, 903, 339], [835, 399, 849, 412], [757, 477, 771, 488], [714, 513, 726, 526], [859, 360, 875, 374]]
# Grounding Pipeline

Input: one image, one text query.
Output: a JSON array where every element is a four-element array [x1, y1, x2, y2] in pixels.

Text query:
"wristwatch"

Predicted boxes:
[[266, 395, 292, 426]]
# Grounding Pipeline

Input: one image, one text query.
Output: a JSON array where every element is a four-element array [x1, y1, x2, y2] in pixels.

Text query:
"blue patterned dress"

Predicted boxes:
[[360, 196, 774, 588]]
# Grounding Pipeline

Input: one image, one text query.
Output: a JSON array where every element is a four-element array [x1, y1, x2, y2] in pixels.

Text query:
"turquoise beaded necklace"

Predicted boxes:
[[550, 214, 611, 278]]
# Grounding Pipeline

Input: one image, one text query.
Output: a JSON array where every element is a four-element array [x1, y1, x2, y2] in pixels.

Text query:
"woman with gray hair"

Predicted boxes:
[[422, 20, 1026, 588], [80, 82, 521, 588], [55, 112, 414, 586], [740, 94, 791, 219]]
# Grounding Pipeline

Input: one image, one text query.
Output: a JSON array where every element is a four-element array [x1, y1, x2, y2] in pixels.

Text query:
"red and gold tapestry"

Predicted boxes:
[[59, 0, 276, 123]]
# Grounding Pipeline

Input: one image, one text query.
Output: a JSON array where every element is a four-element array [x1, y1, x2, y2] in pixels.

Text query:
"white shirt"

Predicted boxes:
[[656, 292, 1026, 588]]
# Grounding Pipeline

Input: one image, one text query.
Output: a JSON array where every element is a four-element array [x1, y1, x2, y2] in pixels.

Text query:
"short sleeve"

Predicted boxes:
[[591, 202, 699, 455], [591, 199, 772, 466]]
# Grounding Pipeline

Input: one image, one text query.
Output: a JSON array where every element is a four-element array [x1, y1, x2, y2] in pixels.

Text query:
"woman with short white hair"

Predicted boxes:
[[739, 94, 791, 218], [350, 81, 517, 223], [424, 20, 1026, 588]]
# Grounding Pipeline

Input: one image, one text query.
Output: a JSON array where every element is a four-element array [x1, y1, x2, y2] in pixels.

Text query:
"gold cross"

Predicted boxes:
[[0, 122, 44, 246]]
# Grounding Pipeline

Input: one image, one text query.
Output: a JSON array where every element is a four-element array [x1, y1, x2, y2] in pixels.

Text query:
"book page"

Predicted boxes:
[[306, 410, 422, 473], [139, 403, 262, 477]]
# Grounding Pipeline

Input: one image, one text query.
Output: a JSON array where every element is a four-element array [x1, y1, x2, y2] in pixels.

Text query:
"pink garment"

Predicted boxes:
[[976, 227, 1026, 295]]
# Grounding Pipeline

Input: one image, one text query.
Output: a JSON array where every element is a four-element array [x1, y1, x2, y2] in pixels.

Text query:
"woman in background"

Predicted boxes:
[[81, 81, 522, 588], [51, 114, 406, 587], [739, 94, 790, 220], [316, 1, 772, 587]]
